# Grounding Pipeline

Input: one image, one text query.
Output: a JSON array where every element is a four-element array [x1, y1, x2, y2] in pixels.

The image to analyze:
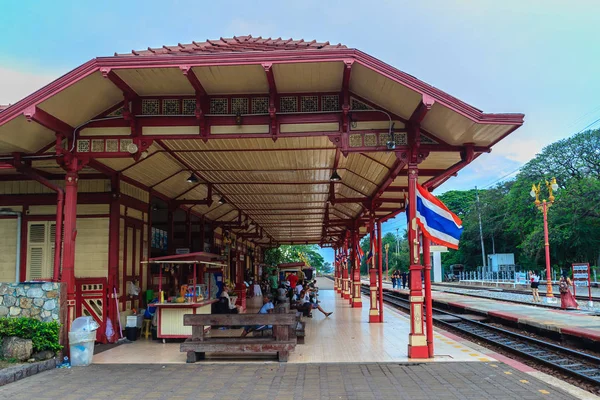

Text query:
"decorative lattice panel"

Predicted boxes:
[[91, 139, 105, 152], [420, 134, 438, 145], [120, 139, 133, 152], [182, 99, 196, 115], [162, 99, 180, 115], [142, 99, 159, 115], [280, 96, 298, 113], [231, 98, 249, 114], [106, 139, 119, 152], [379, 133, 391, 146], [350, 97, 372, 110], [349, 134, 362, 147], [251, 97, 269, 114], [77, 140, 90, 153], [321, 95, 340, 111], [301, 96, 318, 113], [395, 132, 408, 146], [210, 98, 228, 114], [364, 133, 378, 147]]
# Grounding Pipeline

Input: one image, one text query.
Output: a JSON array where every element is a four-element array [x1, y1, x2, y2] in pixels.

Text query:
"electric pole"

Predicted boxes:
[[475, 186, 486, 268]]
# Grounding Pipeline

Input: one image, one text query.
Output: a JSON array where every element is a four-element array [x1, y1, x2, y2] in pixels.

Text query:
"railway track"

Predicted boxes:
[[432, 283, 600, 304], [360, 285, 600, 387]]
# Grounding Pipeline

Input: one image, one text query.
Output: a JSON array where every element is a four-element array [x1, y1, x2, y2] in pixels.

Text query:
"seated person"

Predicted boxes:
[[275, 284, 288, 304], [241, 294, 274, 337], [299, 288, 332, 318], [216, 286, 239, 314]]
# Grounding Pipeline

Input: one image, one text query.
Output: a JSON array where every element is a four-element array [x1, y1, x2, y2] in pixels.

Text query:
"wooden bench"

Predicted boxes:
[[274, 302, 305, 344], [180, 313, 297, 362]]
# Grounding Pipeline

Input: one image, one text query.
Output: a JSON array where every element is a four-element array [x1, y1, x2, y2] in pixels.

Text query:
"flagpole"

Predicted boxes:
[[423, 237, 434, 358]]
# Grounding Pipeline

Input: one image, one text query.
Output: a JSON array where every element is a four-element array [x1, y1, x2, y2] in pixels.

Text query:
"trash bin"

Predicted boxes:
[[125, 326, 138, 341], [69, 316, 99, 367]]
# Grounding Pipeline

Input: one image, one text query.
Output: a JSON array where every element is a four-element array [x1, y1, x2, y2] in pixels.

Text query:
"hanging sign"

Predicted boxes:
[[175, 248, 190, 255], [571, 263, 592, 305]]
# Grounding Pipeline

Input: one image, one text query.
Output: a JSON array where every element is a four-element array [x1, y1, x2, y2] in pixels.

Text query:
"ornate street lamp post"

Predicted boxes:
[[530, 177, 559, 303], [385, 243, 389, 281]]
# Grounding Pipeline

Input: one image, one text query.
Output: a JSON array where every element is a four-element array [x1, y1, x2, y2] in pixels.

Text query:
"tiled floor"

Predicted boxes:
[[0, 362, 577, 400], [93, 279, 494, 364]]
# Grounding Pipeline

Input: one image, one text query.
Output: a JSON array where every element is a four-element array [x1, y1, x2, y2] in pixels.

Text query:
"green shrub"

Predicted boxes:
[[0, 317, 62, 352]]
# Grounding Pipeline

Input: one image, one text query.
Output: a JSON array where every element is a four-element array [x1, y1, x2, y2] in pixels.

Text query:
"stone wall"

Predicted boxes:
[[0, 282, 64, 322]]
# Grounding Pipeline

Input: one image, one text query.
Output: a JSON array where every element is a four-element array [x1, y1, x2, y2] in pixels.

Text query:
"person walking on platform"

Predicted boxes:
[[401, 271, 408, 289], [529, 271, 541, 303], [391, 271, 398, 289], [559, 273, 579, 310]]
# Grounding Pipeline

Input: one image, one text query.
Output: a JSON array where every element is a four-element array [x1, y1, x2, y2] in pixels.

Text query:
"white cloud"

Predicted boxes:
[[492, 136, 543, 163], [0, 67, 60, 105]]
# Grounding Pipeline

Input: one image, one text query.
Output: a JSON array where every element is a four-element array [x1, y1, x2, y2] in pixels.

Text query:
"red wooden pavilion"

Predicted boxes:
[[0, 36, 523, 358]]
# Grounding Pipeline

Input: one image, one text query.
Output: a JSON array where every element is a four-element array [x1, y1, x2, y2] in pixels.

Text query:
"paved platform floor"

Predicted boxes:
[[94, 279, 496, 364], [0, 362, 579, 400]]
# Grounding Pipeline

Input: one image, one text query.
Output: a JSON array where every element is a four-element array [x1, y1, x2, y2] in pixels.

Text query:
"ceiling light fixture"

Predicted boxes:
[[218, 197, 226, 205], [235, 111, 243, 125], [386, 122, 396, 150], [329, 170, 342, 182], [186, 173, 199, 183]]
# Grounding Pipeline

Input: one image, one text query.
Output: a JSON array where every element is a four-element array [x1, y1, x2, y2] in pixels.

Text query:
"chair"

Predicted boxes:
[[142, 319, 152, 339]]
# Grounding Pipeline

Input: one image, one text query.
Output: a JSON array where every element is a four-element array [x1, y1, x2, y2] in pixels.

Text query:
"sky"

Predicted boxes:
[[1, 0, 599, 262]]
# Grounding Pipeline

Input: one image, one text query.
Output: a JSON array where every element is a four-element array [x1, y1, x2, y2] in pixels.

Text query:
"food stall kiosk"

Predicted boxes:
[[142, 252, 226, 342]]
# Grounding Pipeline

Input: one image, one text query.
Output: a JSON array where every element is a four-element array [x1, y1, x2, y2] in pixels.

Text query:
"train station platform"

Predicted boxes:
[[2, 280, 595, 399], [379, 282, 600, 344]]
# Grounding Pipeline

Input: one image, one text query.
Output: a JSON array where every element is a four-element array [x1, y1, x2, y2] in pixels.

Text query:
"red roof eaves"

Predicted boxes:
[[0, 49, 524, 129]]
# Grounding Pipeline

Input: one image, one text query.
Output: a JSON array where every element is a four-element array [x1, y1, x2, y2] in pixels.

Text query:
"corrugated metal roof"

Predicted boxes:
[[116, 35, 346, 57]]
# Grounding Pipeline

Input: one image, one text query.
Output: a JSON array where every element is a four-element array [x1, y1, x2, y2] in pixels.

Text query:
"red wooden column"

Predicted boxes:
[[107, 176, 120, 341], [407, 162, 427, 358], [377, 220, 384, 322], [342, 237, 350, 300], [167, 208, 174, 254], [351, 230, 362, 307], [334, 248, 339, 293], [369, 217, 380, 323], [347, 231, 354, 305], [61, 164, 80, 335], [423, 237, 434, 357]]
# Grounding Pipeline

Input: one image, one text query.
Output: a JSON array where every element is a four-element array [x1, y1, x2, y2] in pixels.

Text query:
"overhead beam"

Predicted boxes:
[[409, 94, 435, 124], [180, 66, 209, 139], [262, 63, 278, 141], [100, 68, 138, 99], [341, 60, 354, 132], [23, 106, 73, 136]]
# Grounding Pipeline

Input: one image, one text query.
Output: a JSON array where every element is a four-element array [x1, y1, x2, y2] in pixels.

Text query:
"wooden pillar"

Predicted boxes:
[[377, 220, 384, 322], [61, 167, 79, 335], [369, 217, 379, 323], [351, 230, 362, 307], [107, 176, 120, 341], [334, 248, 339, 292], [199, 216, 205, 252], [167, 209, 174, 254], [342, 237, 350, 300], [423, 237, 434, 357], [186, 210, 192, 249], [407, 161, 427, 358]]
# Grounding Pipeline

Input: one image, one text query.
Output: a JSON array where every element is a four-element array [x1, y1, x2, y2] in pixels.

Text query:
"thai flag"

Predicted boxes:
[[415, 184, 463, 249], [366, 249, 373, 264], [356, 244, 365, 260]]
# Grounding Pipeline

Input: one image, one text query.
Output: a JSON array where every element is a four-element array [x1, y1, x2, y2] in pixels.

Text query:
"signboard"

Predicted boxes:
[[175, 248, 190, 255], [515, 272, 528, 285], [571, 263, 592, 303]]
